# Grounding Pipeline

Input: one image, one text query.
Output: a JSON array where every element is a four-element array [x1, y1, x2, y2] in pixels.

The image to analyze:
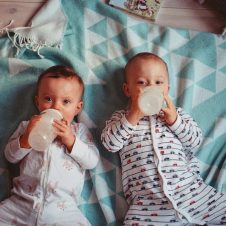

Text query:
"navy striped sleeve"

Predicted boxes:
[[101, 110, 136, 152], [169, 108, 203, 151]]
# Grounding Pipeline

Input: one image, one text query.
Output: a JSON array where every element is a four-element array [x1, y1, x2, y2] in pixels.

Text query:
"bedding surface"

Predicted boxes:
[[0, 0, 226, 225]]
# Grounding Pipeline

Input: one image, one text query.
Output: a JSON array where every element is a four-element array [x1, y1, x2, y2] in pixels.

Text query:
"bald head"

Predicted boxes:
[[124, 52, 169, 82]]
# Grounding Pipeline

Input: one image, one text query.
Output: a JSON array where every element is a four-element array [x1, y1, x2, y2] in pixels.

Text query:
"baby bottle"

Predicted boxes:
[[28, 109, 63, 151], [138, 86, 164, 115]]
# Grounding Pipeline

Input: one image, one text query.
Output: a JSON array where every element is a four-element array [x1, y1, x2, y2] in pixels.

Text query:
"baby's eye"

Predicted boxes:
[[63, 99, 71, 105], [137, 80, 147, 86], [44, 96, 52, 102], [156, 81, 164, 85]]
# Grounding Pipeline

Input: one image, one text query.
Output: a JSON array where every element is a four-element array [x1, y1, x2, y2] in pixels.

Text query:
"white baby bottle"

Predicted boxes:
[[28, 109, 63, 151], [138, 86, 164, 115]]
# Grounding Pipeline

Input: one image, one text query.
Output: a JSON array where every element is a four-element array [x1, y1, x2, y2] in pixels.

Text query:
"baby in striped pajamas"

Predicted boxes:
[[101, 52, 226, 226]]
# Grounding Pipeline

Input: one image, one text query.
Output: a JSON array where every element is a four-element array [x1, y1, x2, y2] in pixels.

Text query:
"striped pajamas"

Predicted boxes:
[[101, 108, 226, 226]]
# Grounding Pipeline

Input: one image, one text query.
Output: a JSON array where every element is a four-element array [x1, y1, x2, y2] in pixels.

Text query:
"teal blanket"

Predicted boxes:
[[0, 0, 226, 225]]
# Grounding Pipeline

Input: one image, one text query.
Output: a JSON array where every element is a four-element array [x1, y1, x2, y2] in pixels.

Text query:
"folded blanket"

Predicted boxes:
[[0, 0, 226, 225]]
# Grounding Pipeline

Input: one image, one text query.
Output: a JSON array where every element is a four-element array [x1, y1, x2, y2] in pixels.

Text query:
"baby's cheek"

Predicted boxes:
[[163, 85, 169, 94], [137, 87, 144, 93]]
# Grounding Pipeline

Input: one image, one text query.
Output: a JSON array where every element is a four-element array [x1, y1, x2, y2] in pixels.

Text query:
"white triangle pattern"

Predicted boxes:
[[174, 77, 193, 98], [149, 42, 168, 58], [95, 174, 115, 197], [99, 202, 115, 224], [85, 51, 107, 69], [199, 160, 216, 173], [84, 9, 128, 66], [192, 84, 214, 108], [79, 196, 87, 205], [216, 46, 226, 70], [78, 111, 97, 128], [8, 58, 32, 76], [95, 157, 116, 174], [86, 30, 106, 49], [0, 40, 13, 58], [213, 117, 226, 139], [85, 69, 106, 85], [127, 16, 143, 27], [148, 25, 165, 42], [188, 30, 199, 39], [169, 29, 188, 50], [216, 71, 226, 92], [107, 17, 125, 39], [170, 53, 191, 75], [107, 40, 128, 60], [84, 8, 105, 29], [127, 27, 146, 50], [87, 187, 99, 204], [201, 137, 213, 147], [79, 186, 98, 205], [193, 59, 215, 83], [84, 6, 175, 67], [216, 34, 226, 46], [84, 8, 109, 71]]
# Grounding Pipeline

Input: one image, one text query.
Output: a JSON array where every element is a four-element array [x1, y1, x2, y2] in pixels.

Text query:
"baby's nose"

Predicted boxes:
[[52, 102, 61, 111]]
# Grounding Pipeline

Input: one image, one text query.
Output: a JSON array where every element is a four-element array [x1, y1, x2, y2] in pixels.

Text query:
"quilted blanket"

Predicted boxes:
[[0, 0, 226, 225]]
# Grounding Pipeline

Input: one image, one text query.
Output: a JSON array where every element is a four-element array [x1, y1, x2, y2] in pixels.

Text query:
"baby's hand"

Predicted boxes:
[[53, 119, 75, 152], [20, 115, 41, 148], [159, 94, 177, 125]]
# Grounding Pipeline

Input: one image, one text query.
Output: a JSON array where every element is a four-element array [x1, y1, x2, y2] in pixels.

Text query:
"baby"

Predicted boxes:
[[101, 52, 226, 226], [0, 65, 99, 226]]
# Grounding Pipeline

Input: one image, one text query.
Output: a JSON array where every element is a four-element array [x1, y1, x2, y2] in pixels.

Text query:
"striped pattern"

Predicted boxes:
[[101, 108, 226, 225]]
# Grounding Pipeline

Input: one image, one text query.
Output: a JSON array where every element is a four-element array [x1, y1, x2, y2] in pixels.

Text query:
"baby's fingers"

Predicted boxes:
[[53, 120, 68, 132], [158, 110, 166, 122], [163, 94, 173, 108]]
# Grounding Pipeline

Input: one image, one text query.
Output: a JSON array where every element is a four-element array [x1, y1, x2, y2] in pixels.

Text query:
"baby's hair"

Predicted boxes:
[[124, 52, 168, 82], [36, 65, 84, 98]]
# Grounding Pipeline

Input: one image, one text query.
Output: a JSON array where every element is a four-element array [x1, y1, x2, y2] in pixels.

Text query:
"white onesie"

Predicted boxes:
[[0, 121, 99, 226]]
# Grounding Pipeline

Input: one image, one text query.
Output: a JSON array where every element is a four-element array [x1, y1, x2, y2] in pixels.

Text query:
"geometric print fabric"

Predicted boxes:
[[0, 0, 226, 225]]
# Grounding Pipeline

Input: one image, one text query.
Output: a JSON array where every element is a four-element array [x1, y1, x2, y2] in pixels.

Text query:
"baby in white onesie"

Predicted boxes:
[[101, 52, 226, 226], [0, 65, 99, 226]]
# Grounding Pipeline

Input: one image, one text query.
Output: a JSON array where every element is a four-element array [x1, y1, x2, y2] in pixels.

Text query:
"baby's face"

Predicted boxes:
[[123, 57, 169, 98], [35, 76, 83, 124]]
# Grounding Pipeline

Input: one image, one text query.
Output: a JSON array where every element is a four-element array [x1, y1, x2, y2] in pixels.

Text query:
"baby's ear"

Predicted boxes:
[[76, 101, 83, 113], [123, 83, 130, 97], [35, 96, 40, 109]]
